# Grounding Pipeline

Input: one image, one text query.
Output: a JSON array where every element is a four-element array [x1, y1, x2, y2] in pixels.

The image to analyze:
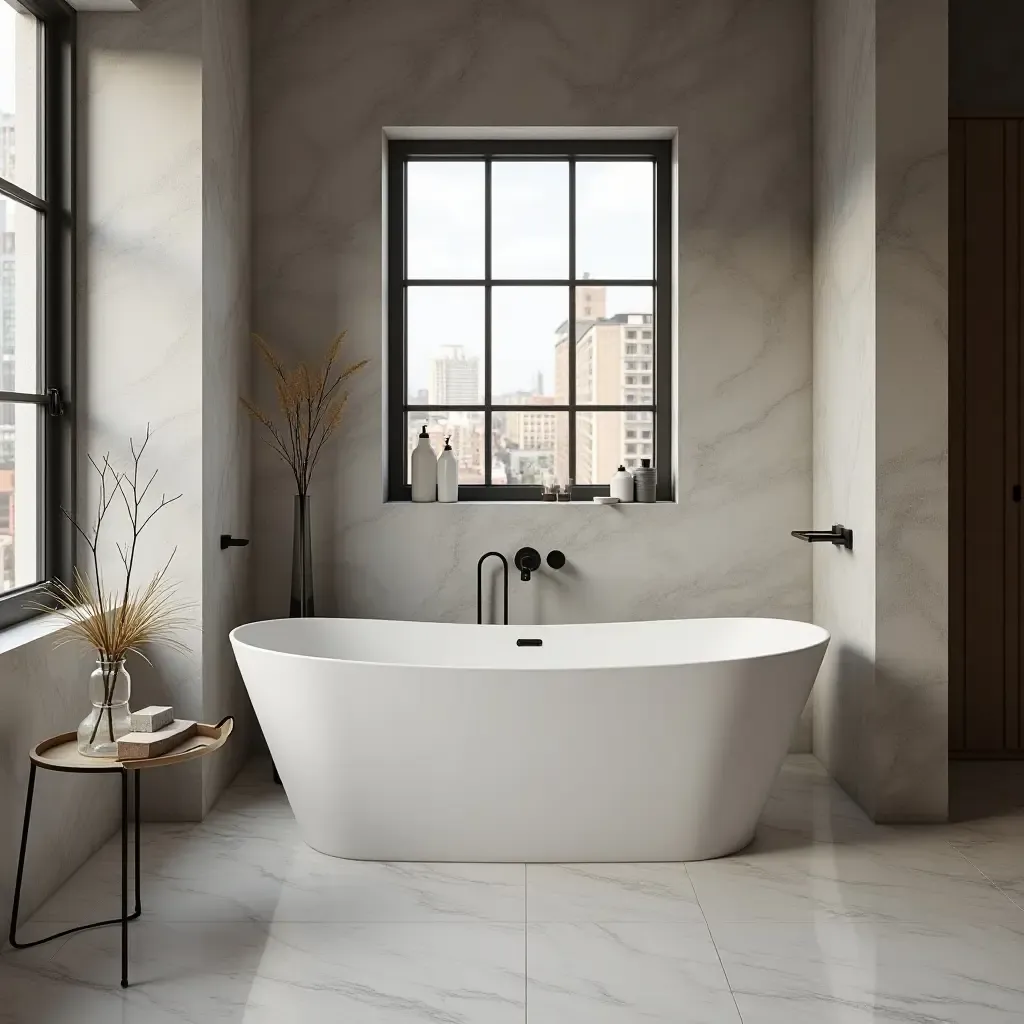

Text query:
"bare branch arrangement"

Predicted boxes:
[[241, 332, 368, 496], [45, 426, 192, 745]]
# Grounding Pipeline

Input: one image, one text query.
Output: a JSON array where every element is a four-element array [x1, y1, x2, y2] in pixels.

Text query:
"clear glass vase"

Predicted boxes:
[[78, 658, 132, 757]]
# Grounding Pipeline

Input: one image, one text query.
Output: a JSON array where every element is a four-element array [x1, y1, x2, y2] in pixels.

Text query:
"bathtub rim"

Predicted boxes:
[[229, 615, 830, 673]]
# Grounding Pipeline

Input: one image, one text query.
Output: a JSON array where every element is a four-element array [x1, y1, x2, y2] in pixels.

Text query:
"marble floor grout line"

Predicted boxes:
[[946, 841, 1024, 915], [682, 862, 745, 1023], [523, 863, 528, 1023]]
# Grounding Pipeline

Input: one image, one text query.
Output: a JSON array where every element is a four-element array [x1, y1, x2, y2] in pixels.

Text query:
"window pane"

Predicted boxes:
[[493, 409, 563, 487], [1, 196, 41, 393], [407, 287, 483, 404], [0, 401, 40, 591], [406, 411, 485, 485], [492, 161, 568, 279], [492, 286, 564, 404], [575, 410, 655, 485], [406, 161, 484, 279], [0, 3, 40, 197], [576, 161, 654, 280], [571, 286, 653, 405]]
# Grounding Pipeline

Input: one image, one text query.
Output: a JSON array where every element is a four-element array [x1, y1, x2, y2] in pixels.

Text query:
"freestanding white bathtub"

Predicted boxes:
[[230, 617, 828, 863]]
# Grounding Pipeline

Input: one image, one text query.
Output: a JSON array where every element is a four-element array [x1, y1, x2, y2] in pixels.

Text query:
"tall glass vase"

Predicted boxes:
[[78, 658, 132, 757], [290, 494, 314, 617]]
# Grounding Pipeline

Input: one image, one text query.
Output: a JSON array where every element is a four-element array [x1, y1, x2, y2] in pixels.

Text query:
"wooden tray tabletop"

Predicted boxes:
[[30, 719, 233, 772]]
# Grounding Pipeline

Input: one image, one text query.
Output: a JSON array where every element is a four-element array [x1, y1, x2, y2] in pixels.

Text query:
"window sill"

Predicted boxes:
[[0, 608, 69, 658], [387, 499, 675, 507]]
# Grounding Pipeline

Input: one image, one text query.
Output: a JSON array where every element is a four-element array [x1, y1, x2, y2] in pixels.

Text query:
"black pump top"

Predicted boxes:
[[617, 464, 627, 472], [419, 423, 429, 438], [443, 436, 452, 451], [640, 458, 651, 468]]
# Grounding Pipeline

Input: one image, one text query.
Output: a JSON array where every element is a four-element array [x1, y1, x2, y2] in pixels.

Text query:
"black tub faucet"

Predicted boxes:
[[477, 552, 509, 624], [514, 547, 542, 582]]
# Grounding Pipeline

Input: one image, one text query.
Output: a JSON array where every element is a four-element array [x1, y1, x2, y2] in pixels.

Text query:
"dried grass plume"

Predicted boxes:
[[241, 331, 368, 495]]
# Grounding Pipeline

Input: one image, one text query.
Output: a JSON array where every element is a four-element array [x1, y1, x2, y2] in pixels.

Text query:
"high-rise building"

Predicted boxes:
[[429, 344, 480, 406], [0, 113, 16, 590], [553, 284, 655, 486]]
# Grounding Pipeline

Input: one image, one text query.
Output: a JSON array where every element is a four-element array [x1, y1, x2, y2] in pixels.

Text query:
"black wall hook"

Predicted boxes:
[[791, 524, 853, 550], [219, 535, 250, 550]]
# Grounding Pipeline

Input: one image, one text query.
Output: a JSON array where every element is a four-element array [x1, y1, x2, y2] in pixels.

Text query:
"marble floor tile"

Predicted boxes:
[[526, 863, 704, 923], [33, 827, 525, 925], [711, 920, 1024, 1023], [948, 839, 1024, 910], [526, 921, 741, 1023], [0, 921, 526, 1024], [686, 830, 1024, 933], [10, 755, 1024, 1022]]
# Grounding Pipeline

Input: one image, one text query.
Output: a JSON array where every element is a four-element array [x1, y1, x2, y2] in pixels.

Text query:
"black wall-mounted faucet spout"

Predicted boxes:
[[477, 552, 509, 624], [514, 547, 542, 582]]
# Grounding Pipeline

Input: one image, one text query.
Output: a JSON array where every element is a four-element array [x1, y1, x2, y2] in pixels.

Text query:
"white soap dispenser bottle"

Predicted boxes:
[[411, 424, 437, 502], [437, 436, 458, 502], [611, 464, 634, 503]]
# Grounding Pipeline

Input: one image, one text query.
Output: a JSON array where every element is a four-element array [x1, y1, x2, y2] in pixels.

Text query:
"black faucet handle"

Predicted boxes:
[[514, 546, 542, 581]]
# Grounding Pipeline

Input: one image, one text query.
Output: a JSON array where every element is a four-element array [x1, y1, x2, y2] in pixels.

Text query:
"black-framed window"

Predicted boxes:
[[0, 0, 75, 629], [387, 138, 672, 501]]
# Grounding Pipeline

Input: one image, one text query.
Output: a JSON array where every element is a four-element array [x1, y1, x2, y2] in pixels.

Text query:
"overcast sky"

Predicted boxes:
[[406, 160, 654, 400], [0, 4, 16, 115]]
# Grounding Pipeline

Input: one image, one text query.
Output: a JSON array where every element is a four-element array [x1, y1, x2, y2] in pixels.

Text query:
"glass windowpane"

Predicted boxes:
[[492, 161, 568, 279], [0, 3, 40, 197], [573, 286, 653, 405], [0, 401, 40, 591], [575, 410, 655, 485], [0, 196, 41, 393], [492, 286, 565, 404], [576, 161, 654, 280], [407, 287, 484, 404], [406, 412, 485, 485], [406, 161, 484, 279], [493, 409, 564, 487]]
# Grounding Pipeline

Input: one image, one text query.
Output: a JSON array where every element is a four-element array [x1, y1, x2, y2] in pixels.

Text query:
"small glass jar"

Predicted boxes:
[[78, 658, 132, 757]]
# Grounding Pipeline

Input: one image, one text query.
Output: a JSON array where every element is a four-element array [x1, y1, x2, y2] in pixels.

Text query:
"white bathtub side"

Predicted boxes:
[[231, 636, 827, 862]]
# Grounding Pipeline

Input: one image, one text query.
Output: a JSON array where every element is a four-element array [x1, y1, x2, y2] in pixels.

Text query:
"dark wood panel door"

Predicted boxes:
[[950, 117, 1024, 756]]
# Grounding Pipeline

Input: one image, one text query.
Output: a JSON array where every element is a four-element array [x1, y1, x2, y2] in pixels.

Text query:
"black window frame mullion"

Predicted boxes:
[[0, 0, 76, 630], [387, 137, 672, 502], [483, 157, 492, 487], [568, 156, 576, 489], [653, 143, 672, 501]]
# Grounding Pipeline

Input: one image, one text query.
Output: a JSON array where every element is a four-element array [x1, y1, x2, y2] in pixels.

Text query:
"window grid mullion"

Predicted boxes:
[[568, 156, 576, 486], [484, 157, 492, 487]]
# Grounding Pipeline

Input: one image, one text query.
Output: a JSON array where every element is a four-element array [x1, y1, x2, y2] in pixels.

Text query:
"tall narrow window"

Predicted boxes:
[[387, 138, 672, 500], [0, 0, 74, 628]]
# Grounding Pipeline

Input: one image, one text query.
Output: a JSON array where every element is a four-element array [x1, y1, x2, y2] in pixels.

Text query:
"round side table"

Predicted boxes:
[[7, 716, 234, 988]]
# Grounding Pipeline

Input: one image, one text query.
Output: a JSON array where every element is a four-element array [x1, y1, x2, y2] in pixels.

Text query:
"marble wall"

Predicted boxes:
[[78, 0, 206, 819], [250, 0, 814, 748], [811, 0, 877, 810], [812, 0, 948, 821], [78, 0, 254, 819], [874, 0, 948, 821], [199, 0, 255, 815]]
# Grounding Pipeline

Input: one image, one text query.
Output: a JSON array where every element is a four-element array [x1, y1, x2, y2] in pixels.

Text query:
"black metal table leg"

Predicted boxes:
[[134, 770, 141, 915], [8, 763, 37, 951], [8, 762, 142, 974], [121, 768, 128, 987]]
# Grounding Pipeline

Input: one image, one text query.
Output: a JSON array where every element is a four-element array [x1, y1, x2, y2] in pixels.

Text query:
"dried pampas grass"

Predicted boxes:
[[242, 331, 368, 495]]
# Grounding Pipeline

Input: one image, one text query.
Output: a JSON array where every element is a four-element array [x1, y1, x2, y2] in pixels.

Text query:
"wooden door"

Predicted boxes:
[[950, 117, 1024, 756]]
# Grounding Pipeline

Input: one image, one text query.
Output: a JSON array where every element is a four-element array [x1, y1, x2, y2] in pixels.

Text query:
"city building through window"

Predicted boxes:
[[0, 0, 74, 627], [387, 138, 671, 499]]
